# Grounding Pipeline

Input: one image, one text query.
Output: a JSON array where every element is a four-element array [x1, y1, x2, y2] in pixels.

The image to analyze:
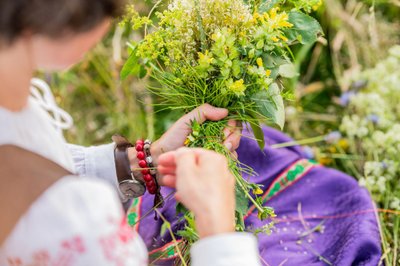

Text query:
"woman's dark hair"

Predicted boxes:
[[0, 0, 125, 44]]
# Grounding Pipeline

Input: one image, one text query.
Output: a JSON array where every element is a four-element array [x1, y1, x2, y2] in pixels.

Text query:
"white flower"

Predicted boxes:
[[390, 197, 400, 211]]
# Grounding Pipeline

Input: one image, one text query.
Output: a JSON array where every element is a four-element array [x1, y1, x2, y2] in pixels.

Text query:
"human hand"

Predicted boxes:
[[157, 148, 236, 238], [127, 104, 241, 177]]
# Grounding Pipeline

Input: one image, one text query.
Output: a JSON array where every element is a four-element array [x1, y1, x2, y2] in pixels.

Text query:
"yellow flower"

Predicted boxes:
[[198, 50, 214, 70], [268, 8, 293, 30], [265, 69, 271, 77], [256, 57, 263, 67], [318, 157, 332, 165], [269, 7, 278, 20], [184, 138, 191, 146], [279, 34, 288, 42], [227, 79, 247, 96], [338, 139, 349, 150], [253, 187, 264, 195], [313, 0, 322, 11], [252, 12, 261, 22], [327, 146, 337, 153], [271, 36, 279, 42]]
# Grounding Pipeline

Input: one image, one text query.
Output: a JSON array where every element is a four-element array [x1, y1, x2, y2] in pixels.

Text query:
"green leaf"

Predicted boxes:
[[285, 11, 323, 45], [160, 221, 169, 236], [258, 0, 282, 13], [235, 185, 249, 215], [251, 83, 285, 130], [176, 202, 188, 215], [138, 65, 148, 79], [177, 227, 199, 242], [278, 63, 299, 78], [120, 51, 140, 80], [248, 114, 265, 150]]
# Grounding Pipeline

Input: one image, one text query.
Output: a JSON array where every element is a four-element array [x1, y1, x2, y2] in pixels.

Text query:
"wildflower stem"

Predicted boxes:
[[193, 0, 207, 52], [271, 135, 326, 149], [155, 209, 188, 266], [145, 0, 163, 36], [236, 174, 264, 214]]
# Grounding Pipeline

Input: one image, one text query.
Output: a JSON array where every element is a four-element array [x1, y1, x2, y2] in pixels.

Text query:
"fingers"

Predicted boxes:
[[182, 104, 228, 125], [175, 148, 198, 179], [157, 151, 177, 167], [223, 120, 242, 152], [157, 151, 177, 187], [158, 165, 176, 175], [223, 120, 237, 139], [159, 174, 176, 188], [194, 149, 230, 177]]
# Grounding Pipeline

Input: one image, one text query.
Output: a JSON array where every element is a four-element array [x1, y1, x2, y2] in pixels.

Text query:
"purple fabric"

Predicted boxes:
[[136, 127, 381, 265]]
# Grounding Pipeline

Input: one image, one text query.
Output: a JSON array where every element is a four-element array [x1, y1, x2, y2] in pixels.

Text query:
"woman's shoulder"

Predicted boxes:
[[1, 176, 147, 266]]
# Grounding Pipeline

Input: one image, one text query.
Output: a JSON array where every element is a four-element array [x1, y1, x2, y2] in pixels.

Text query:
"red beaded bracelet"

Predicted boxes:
[[135, 139, 158, 195]]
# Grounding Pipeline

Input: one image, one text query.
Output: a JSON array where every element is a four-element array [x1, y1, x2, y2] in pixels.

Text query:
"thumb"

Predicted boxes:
[[183, 104, 228, 125]]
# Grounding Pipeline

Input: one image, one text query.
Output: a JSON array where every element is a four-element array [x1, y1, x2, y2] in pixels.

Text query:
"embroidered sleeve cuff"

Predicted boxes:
[[191, 232, 261, 266]]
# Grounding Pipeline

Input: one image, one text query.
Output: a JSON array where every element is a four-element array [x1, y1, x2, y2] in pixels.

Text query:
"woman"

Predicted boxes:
[[0, 0, 260, 265]]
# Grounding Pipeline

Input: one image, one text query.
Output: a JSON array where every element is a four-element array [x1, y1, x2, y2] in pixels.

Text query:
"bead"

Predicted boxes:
[[147, 185, 157, 194], [136, 140, 144, 146], [146, 156, 153, 165], [143, 174, 153, 182], [143, 143, 151, 152], [135, 144, 143, 151], [136, 151, 145, 160], [141, 169, 149, 175], [146, 179, 155, 187], [138, 160, 147, 168], [144, 139, 152, 145]]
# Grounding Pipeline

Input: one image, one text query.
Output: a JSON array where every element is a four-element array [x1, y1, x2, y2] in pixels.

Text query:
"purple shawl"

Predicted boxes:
[[127, 127, 381, 265]]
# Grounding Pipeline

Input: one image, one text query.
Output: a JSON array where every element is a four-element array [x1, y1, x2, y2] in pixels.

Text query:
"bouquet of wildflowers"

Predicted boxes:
[[337, 46, 400, 265], [122, 0, 322, 261]]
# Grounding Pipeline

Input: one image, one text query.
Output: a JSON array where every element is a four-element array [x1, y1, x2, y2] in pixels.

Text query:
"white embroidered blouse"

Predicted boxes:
[[0, 79, 261, 266]]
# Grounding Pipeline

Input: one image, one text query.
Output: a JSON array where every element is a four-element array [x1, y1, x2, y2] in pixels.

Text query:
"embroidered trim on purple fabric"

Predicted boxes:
[[246, 159, 320, 218]]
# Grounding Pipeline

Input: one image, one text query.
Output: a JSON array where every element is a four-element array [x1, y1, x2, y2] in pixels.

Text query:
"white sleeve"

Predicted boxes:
[[191, 233, 261, 266], [67, 143, 127, 202]]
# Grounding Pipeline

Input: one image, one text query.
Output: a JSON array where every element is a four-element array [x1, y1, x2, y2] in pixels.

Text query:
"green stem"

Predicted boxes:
[[155, 209, 188, 266], [145, 0, 163, 37], [194, 0, 207, 52], [271, 135, 326, 149], [236, 175, 264, 214]]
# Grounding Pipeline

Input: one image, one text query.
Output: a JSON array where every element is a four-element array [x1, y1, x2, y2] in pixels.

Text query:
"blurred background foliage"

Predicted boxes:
[[45, 0, 400, 264]]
